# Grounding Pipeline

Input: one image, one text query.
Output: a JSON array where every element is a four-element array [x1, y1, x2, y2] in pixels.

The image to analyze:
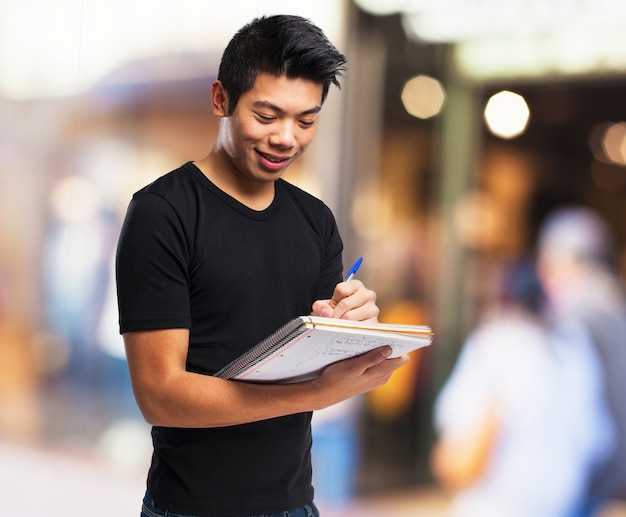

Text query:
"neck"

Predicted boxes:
[[195, 150, 276, 211]]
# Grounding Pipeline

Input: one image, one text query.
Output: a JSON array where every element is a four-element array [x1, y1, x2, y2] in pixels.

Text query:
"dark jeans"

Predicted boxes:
[[141, 492, 320, 517]]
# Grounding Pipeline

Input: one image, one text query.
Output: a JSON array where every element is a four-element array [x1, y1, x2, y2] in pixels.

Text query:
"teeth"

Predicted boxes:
[[261, 152, 286, 163]]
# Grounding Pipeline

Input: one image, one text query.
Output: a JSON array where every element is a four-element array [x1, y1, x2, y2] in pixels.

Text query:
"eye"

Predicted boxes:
[[255, 112, 275, 123], [299, 119, 315, 128]]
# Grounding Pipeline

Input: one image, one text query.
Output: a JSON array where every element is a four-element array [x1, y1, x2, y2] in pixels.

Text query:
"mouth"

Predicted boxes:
[[256, 150, 292, 171]]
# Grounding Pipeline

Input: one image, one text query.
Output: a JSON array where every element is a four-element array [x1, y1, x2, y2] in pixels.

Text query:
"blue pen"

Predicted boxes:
[[345, 257, 363, 281]]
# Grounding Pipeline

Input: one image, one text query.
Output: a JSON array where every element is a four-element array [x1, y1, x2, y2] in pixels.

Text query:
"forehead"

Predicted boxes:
[[241, 73, 324, 113]]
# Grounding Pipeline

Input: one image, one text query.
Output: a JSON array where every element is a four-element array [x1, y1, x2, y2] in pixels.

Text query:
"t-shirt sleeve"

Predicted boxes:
[[116, 191, 191, 333]]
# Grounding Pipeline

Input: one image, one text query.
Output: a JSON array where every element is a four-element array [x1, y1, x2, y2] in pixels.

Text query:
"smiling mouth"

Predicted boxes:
[[257, 151, 291, 164]]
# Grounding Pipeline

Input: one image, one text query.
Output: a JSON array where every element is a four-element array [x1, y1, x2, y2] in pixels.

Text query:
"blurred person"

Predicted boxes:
[[116, 15, 409, 517], [537, 206, 626, 515], [431, 260, 615, 517]]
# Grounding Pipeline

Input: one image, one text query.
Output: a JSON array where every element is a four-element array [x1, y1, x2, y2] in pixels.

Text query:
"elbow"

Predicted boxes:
[[128, 367, 194, 427], [135, 398, 164, 427], [132, 389, 178, 427], [137, 403, 167, 427]]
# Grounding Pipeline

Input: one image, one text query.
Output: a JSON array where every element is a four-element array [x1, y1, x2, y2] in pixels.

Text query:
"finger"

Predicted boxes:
[[335, 278, 364, 297], [344, 346, 393, 372], [336, 279, 361, 298], [330, 282, 373, 318], [337, 302, 380, 322], [311, 300, 333, 318], [361, 354, 411, 386], [328, 282, 352, 309]]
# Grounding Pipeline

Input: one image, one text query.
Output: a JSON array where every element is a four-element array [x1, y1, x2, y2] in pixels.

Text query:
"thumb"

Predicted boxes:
[[311, 300, 333, 318]]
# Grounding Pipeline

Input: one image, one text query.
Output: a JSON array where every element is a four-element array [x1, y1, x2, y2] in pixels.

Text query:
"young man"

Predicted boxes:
[[116, 15, 409, 517]]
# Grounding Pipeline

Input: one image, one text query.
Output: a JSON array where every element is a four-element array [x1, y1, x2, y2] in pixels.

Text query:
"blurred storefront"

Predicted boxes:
[[346, 0, 626, 492]]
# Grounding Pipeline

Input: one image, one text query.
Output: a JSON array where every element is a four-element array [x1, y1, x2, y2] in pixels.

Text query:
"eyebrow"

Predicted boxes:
[[252, 100, 322, 117]]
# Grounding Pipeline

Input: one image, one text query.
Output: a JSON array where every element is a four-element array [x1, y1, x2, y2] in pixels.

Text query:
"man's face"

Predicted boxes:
[[219, 73, 324, 184]]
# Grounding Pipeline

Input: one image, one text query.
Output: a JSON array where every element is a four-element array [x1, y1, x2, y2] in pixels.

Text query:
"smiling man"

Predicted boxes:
[[116, 14, 409, 517], [196, 73, 323, 211]]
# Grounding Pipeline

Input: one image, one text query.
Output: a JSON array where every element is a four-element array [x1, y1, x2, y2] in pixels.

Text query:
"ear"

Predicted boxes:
[[210, 80, 229, 117]]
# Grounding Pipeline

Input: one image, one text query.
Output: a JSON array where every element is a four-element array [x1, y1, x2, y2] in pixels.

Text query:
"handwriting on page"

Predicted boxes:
[[288, 335, 396, 373], [242, 329, 420, 382]]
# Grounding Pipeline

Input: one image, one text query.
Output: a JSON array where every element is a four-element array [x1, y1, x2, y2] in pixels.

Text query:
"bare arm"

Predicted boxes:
[[430, 404, 500, 491], [124, 328, 408, 428], [125, 279, 406, 428]]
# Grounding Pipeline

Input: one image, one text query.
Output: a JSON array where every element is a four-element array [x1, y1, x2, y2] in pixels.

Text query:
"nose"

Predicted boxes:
[[268, 121, 295, 148]]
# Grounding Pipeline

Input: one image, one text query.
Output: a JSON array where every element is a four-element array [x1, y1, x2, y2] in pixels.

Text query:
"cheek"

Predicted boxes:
[[298, 128, 318, 149], [238, 121, 267, 144]]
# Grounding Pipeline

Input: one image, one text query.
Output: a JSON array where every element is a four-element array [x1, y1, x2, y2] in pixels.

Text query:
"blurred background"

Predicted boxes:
[[1, 0, 625, 515]]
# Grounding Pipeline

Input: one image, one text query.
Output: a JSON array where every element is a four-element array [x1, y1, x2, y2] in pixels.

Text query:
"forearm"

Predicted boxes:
[[130, 343, 405, 428], [125, 274, 397, 428], [135, 370, 326, 428]]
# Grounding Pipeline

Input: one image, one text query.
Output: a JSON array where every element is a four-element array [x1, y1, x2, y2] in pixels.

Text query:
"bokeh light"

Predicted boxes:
[[401, 74, 446, 119], [353, 0, 410, 16], [589, 121, 626, 167], [602, 122, 626, 166], [484, 90, 530, 139]]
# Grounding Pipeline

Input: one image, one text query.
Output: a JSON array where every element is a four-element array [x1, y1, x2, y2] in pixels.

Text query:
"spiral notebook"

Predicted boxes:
[[215, 316, 433, 384]]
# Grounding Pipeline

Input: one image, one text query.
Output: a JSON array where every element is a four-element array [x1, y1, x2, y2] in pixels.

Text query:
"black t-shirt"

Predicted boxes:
[[116, 162, 343, 516]]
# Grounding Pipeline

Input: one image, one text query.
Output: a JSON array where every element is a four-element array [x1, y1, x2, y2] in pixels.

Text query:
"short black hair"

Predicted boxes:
[[217, 15, 347, 114]]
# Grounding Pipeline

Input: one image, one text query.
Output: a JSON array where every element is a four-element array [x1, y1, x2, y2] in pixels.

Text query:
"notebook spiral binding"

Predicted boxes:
[[215, 317, 308, 379]]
